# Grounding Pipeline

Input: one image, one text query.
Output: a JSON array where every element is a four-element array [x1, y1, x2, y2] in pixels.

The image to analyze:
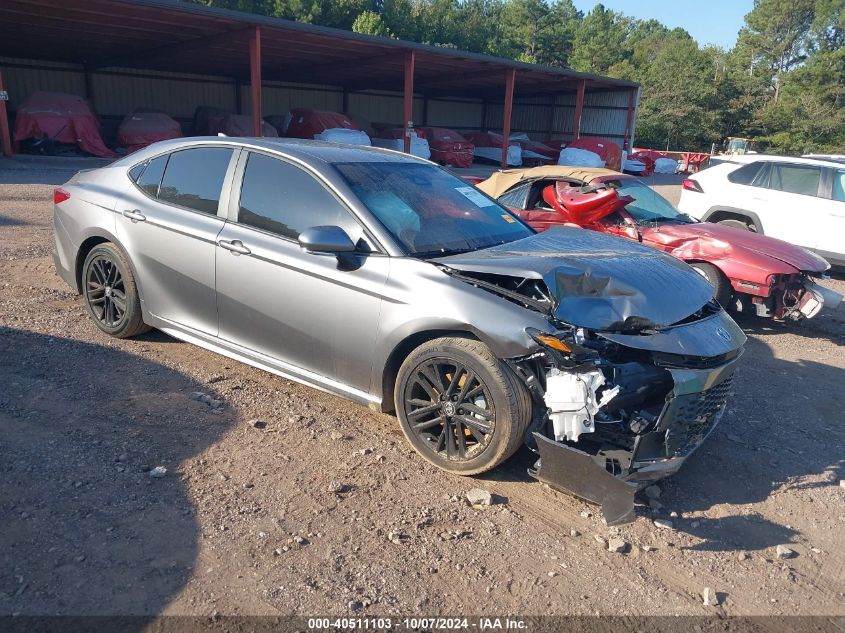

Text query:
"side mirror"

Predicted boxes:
[[298, 225, 356, 254]]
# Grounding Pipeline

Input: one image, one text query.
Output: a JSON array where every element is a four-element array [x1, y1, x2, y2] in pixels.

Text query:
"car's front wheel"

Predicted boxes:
[[690, 262, 732, 307], [394, 337, 532, 475], [82, 243, 150, 338]]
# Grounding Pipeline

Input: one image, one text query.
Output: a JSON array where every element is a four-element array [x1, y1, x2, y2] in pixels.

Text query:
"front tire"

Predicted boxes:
[[690, 262, 732, 307], [394, 337, 532, 476], [82, 243, 150, 338]]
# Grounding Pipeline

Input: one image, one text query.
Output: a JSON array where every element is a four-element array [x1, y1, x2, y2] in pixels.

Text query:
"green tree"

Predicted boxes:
[[740, 0, 815, 102], [352, 9, 394, 37], [569, 4, 627, 74]]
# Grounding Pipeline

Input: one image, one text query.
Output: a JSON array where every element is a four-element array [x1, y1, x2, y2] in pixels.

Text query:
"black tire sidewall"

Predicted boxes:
[[82, 244, 142, 338], [691, 262, 731, 307], [394, 338, 523, 476]]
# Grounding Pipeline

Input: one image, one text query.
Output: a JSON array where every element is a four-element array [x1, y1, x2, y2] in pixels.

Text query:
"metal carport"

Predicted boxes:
[[0, 0, 639, 166]]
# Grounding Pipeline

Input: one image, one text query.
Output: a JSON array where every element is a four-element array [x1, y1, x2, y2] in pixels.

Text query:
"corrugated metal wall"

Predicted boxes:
[[1, 56, 635, 143]]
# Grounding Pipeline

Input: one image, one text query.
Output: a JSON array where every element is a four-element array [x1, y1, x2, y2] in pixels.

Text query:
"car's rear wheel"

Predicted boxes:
[[718, 218, 756, 232], [82, 243, 149, 338], [690, 262, 732, 307], [394, 337, 531, 475]]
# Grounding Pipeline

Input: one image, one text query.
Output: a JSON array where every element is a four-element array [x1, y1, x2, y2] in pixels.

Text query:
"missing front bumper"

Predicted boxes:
[[528, 355, 741, 526], [529, 432, 639, 526]]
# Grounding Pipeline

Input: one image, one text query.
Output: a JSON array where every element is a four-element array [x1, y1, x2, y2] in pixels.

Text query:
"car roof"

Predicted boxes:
[[725, 154, 844, 169], [476, 165, 621, 198], [113, 136, 433, 170]]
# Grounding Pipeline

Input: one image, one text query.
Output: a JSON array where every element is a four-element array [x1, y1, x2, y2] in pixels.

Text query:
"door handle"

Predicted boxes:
[[218, 239, 251, 255], [122, 209, 146, 222]]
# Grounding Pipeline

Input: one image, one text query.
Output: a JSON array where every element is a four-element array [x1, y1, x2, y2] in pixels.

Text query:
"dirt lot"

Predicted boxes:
[[1, 157, 844, 619]]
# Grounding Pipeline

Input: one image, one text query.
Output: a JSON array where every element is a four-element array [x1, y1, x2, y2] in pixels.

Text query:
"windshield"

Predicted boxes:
[[335, 162, 533, 257], [605, 179, 689, 223], [727, 138, 748, 152]]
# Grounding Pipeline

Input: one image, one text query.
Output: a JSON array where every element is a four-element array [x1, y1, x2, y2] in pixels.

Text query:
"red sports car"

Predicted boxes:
[[477, 166, 841, 322]]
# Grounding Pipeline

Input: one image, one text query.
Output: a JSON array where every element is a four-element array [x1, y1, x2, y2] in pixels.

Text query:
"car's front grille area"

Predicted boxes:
[[663, 376, 733, 457]]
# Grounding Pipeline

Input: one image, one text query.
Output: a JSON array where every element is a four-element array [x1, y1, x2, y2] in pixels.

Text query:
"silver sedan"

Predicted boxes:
[[53, 138, 745, 524]]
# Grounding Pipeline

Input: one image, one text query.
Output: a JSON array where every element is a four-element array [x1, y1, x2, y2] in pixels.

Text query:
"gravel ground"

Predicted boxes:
[[1, 157, 844, 618]]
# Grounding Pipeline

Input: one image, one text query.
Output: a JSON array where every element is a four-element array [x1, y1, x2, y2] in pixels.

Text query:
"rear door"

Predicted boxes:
[[717, 160, 771, 225], [116, 145, 238, 335], [214, 150, 389, 394], [757, 162, 824, 249]]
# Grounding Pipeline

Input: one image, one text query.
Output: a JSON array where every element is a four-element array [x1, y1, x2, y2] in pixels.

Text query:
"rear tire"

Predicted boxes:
[[394, 337, 532, 476], [718, 218, 756, 232], [82, 243, 150, 338], [690, 262, 732, 307]]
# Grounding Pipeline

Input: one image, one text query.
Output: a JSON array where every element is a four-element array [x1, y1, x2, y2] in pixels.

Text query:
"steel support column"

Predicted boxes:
[[501, 68, 515, 168], [403, 51, 415, 154], [623, 89, 636, 150], [249, 26, 262, 137], [0, 69, 12, 156], [572, 79, 586, 140], [84, 70, 95, 111]]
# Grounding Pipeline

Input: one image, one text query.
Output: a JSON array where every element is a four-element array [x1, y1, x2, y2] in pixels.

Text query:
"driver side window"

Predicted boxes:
[[237, 152, 367, 248]]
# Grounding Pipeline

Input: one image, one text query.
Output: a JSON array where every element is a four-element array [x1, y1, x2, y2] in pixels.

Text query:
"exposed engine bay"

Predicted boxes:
[[435, 235, 747, 525], [511, 325, 741, 525]]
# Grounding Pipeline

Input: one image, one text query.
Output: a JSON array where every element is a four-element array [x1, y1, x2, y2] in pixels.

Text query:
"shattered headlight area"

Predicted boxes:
[[512, 324, 742, 525]]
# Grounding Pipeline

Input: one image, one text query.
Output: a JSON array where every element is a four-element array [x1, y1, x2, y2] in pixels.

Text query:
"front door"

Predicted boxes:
[[215, 150, 388, 395], [816, 168, 845, 260]]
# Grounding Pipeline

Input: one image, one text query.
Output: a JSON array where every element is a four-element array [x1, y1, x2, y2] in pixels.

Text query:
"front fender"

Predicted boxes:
[[370, 258, 551, 404]]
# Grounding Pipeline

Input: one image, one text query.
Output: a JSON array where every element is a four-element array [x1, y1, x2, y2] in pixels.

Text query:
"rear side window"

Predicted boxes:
[[128, 162, 146, 182], [832, 170, 845, 202], [136, 155, 168, 198], [158, 147, 234, 214], [727, 162, 763, 185], [238, 152, 360, 241], [769, 163, 821, 197], [498, 183, 531, 209]]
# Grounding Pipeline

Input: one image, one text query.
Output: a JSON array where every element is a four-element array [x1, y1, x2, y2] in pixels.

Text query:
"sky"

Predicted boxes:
[[572, 1, 754, 49]]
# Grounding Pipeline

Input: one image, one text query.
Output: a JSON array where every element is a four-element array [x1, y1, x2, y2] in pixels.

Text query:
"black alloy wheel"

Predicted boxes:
[[85, 253, 127, 329], [403, 358, 496, 462], [82, 242, 150, 338]]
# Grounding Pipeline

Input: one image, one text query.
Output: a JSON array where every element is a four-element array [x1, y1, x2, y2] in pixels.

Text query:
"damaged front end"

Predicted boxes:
[[435, 229, 748, 525], [738, 273, 844, 321], [512, 317, 743, 525]]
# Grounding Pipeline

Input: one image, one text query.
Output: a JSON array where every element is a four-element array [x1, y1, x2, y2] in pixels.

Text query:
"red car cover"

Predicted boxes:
[[418, 127, 474, 168], [628, 149, 660, 176], [13, 91, 115, 158], [223, 115, 278, 137], [567, 137, 622, 171], [464, 131, 503, 147], [117, 110, 182, 153], [192, 106, 230, 136], [284, 109, 361, 139], [544, 140, 567, 152]]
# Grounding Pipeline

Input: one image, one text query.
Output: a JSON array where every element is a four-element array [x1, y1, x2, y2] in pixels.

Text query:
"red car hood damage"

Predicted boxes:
[[542, 182, 829, 277], [640, 222, 829, 274]]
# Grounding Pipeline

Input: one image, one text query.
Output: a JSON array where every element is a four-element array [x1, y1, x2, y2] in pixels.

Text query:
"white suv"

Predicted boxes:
[[678, 154, 845, 267]]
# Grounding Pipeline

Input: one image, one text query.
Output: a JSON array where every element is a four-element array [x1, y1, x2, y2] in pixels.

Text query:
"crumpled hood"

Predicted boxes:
[[436, 227, 715, 331], [643, 222, 830, 273]]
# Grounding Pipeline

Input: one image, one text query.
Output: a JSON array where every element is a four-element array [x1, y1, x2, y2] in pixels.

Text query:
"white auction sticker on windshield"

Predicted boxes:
[[455, 186, 496, 207]]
